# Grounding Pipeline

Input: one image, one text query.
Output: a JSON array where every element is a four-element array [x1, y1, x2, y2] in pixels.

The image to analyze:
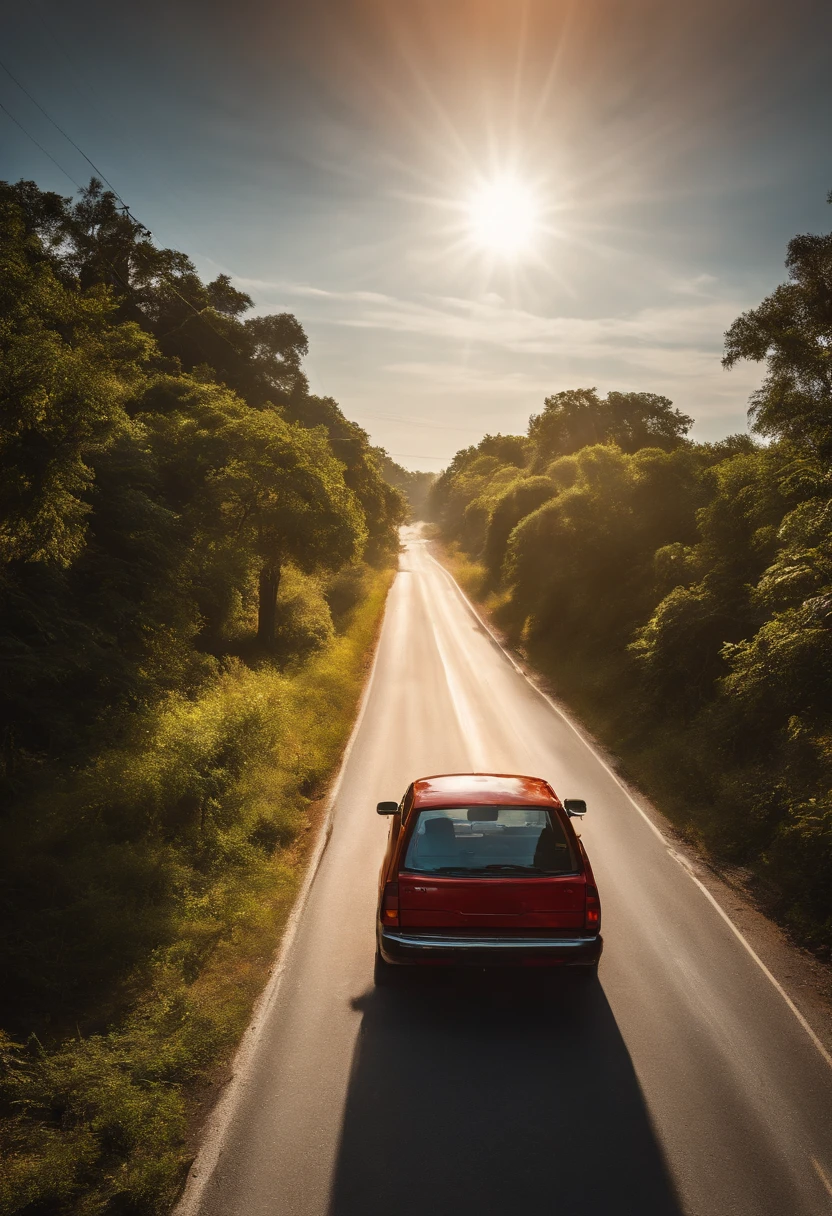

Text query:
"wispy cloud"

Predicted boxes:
[[234, 273, 763, 448], [240, 274, 752, 375]]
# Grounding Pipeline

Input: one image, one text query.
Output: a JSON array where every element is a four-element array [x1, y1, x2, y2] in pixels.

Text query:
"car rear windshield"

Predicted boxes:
[[402, 806, 577, 877]]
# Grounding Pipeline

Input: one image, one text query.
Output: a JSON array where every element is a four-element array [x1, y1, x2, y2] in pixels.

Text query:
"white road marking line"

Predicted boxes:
[[415, 558, 490, 769], [668, 851, 832, 1071], [427, 548, 832, 1074], [173, 594, 390, 1216], [813, 1157, 832, 1200]]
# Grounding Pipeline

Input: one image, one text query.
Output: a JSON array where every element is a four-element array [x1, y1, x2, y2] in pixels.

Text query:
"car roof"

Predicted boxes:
[[412, 773, 560, 809]]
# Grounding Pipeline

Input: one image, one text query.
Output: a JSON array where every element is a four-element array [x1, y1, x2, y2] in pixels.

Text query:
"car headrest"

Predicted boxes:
[[424, 816, 455, 837]]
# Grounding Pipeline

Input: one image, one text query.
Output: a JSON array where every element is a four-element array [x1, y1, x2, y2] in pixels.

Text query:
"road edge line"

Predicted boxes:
[[173, 585, 392, 1216], [427, 548, 832, 1073]]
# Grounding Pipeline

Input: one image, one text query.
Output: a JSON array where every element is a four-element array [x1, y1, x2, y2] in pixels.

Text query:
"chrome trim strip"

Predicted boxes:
[[381, 931, 599, 951]]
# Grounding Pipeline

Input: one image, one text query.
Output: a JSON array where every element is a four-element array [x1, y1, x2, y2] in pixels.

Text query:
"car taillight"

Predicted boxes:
[[381, 881, 399, 927], [585, 885, 601, 933]]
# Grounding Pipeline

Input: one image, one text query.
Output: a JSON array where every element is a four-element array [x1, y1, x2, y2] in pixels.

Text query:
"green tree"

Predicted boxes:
[[211, 412, 366, 647], [4, 179, 409, 577], [504, 445, 706, 658], [284, 394, 406, 561], [630, 447, 792, 708], [0, 197, 152, 567], [429, 433, 528, 532], [4, 179, 310, 407], [482, 476, 557, 578], [132, 376, 368, 649], [723, 192, 832, 459], [0, 189, 378, 770], [605, 390, 695, 453], [528, 387, 693, 464]]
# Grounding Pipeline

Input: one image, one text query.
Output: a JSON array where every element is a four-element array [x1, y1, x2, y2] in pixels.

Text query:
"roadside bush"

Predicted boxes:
[[483, 477, 556, 579], [275, 566, 335, 663], [324, 563, 370, 627]]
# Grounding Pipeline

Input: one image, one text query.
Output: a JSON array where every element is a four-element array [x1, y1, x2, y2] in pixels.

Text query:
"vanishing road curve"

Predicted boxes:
[[180, 526, 832, 1216]]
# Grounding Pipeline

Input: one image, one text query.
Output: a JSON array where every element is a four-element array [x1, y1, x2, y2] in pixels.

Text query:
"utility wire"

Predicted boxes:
[[0, 62, 440, 435], [0, 86, 449, 465], [0, 97, 162, 307], [0, 61, 249, 362], [0, 83, 451, 472], [358, 409, 476, 433], [0, 57, 125, 205], [0, 99, 165, 320], [0, 97, 83, 190], [1, 61, 461, 439]]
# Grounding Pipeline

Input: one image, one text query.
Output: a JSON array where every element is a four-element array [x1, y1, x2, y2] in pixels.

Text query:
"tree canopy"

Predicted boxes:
[[528, 387, 693, 464], [724, 190, 832, 460], [0, 178, 406, 774]]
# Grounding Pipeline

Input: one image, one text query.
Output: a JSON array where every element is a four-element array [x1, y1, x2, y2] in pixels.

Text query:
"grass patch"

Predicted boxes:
[[440, 542, 510, 615], [0, 565, 394, 1216]]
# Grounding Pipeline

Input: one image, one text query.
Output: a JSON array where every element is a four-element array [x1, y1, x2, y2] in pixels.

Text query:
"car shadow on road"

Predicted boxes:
[[327, 969, 683, 1216]]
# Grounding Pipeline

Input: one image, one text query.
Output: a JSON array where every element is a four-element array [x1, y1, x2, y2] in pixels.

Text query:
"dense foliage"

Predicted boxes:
[[430, 195, 832, 947], [0, 571, 392, 1215], [0, 178, 406, 779], [0, 178, 406, 1214]]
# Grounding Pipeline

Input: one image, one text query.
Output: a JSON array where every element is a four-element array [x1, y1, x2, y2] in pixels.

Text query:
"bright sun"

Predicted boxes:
[[468, 177, 539, 257]]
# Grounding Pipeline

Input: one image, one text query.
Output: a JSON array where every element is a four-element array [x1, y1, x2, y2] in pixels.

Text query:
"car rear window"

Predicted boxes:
[[402, 805, 577, 877]]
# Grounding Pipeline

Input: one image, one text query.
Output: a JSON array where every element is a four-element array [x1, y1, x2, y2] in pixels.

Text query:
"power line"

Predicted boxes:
[[0, 57, 125, 205], [0, 60, 252, 363], [0, 61, 445, 428], [1, 61, 460, 430], [0, 90, 450, 470], [358, 409, 476, 433], [3, 28, 265, 375], [0, 95, 170, 312], [0, 97, 83, 190]]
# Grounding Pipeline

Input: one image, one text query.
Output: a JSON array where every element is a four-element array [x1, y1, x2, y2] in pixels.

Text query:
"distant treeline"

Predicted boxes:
[[430, 194, 832, 949], [376, 454, 436, 521], [0, 179, 411, 1212]]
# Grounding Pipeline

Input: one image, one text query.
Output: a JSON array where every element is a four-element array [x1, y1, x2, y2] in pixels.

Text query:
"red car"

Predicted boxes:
[[375, 772, 602, 979]]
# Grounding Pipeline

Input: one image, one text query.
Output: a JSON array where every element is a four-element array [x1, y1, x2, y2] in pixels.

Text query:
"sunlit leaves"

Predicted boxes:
[[0, 199, 153, 567], [528, 387, 693, 464], [723, 203, 832, 457]]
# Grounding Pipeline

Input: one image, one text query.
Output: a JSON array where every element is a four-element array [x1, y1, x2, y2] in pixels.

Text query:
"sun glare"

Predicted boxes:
[[468, 177, 539, 257]]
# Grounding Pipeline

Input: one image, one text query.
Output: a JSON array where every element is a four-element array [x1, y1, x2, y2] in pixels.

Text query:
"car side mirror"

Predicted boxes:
[[377, 801, 399, 815], [564, 799, 587, 817]]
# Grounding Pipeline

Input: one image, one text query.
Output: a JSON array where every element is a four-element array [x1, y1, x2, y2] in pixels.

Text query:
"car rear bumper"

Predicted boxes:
[[379, 928, 603, 968]]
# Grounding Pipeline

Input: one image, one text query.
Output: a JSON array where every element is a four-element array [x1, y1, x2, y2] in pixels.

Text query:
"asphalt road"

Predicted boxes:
[[183, 527, 832, 1216]]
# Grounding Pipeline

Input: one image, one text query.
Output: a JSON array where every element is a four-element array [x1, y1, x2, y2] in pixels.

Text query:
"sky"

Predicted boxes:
[[2, 0, 831, 469]]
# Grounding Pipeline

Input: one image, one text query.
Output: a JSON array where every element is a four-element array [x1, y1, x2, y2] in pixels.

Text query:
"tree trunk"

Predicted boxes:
[[257, 563, 281, 648]]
